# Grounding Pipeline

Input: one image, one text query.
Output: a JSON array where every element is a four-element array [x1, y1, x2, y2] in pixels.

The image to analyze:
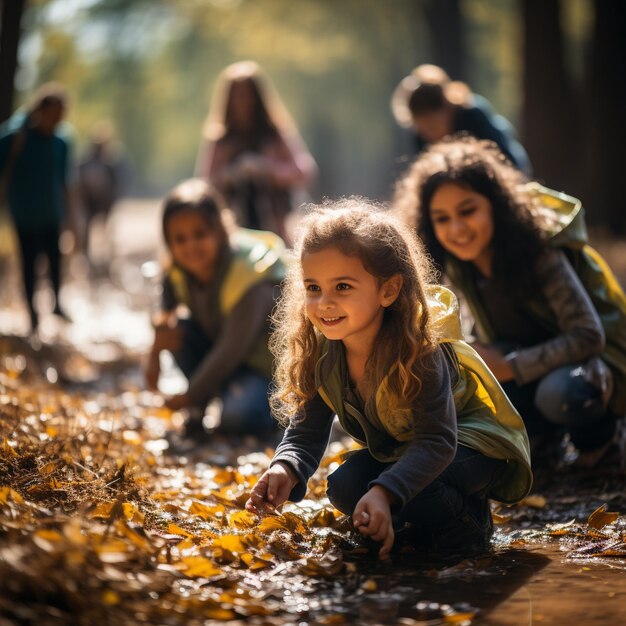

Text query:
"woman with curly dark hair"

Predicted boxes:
[[394, 137, 626, 469]]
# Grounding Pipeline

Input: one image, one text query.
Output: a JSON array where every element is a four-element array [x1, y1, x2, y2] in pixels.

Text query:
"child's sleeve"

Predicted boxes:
[[270, 393, 335, 502], [505, 249, 605, 385], [369, 347, 457, 508]]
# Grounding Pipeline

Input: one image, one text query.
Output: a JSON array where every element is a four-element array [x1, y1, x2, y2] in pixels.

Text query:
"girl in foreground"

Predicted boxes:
[[395, 137, 626, 467], [246, 201, 531, 559]]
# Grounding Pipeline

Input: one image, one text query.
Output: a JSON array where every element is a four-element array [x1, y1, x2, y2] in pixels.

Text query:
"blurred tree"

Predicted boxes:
[[0, 0, 27, 123], [521, 0, 579, 194], [423, 0, 465, 79], [583, 0, 626, 233]]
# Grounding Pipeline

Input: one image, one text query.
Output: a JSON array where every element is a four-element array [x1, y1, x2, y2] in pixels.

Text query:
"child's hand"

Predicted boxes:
[[353, 486, 395, 560], [245, 462, 298, 515], [165, 393, 191, 411], [153, 324, 182, 352]]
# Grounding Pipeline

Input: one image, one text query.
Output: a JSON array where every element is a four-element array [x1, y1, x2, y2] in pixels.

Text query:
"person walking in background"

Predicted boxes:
[[0, 83, 74, 332], [395, 137, 626, 470], [145, 178, 286, 444], [391, 64, 531, 174], [78, 120, 129, 268], [195, 61, 317, 245], [246, 200, 531, 559]]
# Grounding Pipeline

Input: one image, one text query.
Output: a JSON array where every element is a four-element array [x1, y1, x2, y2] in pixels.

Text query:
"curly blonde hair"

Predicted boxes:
[[270, 198, 438, 426]]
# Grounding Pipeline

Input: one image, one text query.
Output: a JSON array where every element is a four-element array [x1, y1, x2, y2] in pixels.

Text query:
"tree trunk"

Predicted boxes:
[[0, 0, 27, 124], [423, 0, 465, 80], [582, 0, 626, 232], [521, 0, 579, 194]]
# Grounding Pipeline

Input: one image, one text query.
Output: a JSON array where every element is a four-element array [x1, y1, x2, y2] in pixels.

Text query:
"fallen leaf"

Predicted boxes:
[[588, 504, 620, 530]]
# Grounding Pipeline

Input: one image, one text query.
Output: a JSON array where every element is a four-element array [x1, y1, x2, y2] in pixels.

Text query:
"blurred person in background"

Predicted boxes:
[[0, 83, 74, 332], [78, 120, 130, 269], [195, 61, 317, 245], [392, 64, 531, 174], [145, 178, 286, 446]]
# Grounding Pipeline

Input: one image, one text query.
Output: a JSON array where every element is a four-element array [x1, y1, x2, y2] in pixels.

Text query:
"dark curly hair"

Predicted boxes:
[[394, 137, 546, 296]]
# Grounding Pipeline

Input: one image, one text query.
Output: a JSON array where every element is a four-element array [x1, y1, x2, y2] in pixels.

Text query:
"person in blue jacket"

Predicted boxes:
[[391, 64, 531, 174]]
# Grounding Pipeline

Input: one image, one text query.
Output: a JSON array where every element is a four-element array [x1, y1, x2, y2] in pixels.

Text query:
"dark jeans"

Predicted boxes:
[[501, 363, 616, 453], [15, 226, 62, 328], [174, 318, 274, 436], [326, 445, 505, 550]]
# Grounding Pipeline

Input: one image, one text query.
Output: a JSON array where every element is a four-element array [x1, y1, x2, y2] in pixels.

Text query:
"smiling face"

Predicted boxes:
[[165, 210, 223, 283], [429, 182, 495, 277], [301, 246, 400, 354]]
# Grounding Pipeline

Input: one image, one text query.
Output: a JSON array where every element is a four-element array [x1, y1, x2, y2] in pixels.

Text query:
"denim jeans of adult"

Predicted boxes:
[[326, 445, 506, 550], [173, 318, 274, 436], [501, 362, 616, 453]]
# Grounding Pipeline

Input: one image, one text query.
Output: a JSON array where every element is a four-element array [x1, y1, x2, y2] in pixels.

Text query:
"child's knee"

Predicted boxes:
[[535, 365, 608, 425]]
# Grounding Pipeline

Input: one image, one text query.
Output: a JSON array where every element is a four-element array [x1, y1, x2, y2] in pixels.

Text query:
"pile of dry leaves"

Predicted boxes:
[[1, 336, 625, 626]]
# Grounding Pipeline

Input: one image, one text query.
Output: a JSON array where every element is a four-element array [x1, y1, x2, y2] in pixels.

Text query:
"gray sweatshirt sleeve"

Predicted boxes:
[[186, 282, 275, 405], [270, 393, 335, 502], [505, 249, 605, 385], [370, 346, 457, 508]]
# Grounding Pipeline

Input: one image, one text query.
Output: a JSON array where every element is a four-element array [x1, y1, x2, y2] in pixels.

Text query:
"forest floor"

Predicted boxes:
[[1, 200, 626, 626]]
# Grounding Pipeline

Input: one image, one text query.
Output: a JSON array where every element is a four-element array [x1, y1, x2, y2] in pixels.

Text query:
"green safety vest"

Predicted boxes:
[[315, 286, 532, 505], [168, 228, 286, 378]]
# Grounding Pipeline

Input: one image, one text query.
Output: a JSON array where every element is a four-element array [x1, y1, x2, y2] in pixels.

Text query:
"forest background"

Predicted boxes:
[[1, 0, 625, 233]]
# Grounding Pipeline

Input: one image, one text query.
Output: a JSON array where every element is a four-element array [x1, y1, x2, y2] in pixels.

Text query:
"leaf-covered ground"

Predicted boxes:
[[2, 330, 626, 626], [2, 204, 626, 625]]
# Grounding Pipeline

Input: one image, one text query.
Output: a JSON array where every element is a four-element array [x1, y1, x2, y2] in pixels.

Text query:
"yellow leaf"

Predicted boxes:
[[0, 486, 23, 505], [90, 502, 115, 519], [281, 511, 308, 535], [176, 537, 197, 551], [35, 529, 63, 542], [520, 494, 547, 509], [122, 502, 145, 524], [167, 524, 193, 538], [178, 556, 223, 578], [212, 534, 246, 553], [310, 508, 340, 527], [39, 461, 58, 475], [115, 521, 153, 553], [229, 509, 256, 529], [240, 553, 272, 570], [189, 500, 224, 520], [588, 504, 620, 530], [204, 607, 237, 620], [1, 440, 18, 457], [257, 515, 288, 534], [102, 590, 120, 605]]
